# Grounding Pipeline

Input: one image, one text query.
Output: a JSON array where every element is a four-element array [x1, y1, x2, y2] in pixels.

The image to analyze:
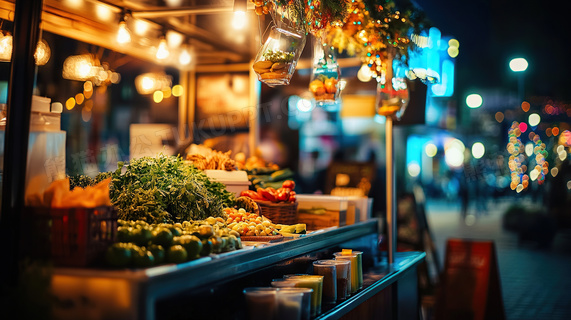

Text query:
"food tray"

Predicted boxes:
[[239, 235, 284, 242], [255, 200, 298, 225]]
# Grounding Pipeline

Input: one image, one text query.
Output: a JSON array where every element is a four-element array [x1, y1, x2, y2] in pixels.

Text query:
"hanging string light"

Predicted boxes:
[[0, 20, 51, 65], [178, 44, 194, 67], [156, 36, 170, 60], [116, 11, 131, 44]]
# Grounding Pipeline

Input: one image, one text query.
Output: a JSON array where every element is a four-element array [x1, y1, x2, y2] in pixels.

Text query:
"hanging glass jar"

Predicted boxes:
[[375, 54, 410, 120], [253, 26, 306, 87], [309, 34, 341, 103]]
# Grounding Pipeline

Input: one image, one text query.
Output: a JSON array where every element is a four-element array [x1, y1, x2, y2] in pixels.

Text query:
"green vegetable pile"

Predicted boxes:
[[73, 154, 233, 224], [109, 155, 236, 223]]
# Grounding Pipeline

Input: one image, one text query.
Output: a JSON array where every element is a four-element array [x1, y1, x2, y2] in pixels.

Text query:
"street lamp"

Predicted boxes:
[[509, 57, 528, 101]]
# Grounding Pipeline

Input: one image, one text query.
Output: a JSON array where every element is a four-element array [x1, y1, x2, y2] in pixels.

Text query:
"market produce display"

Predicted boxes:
[[247, 167, 296, 191], [185, 144, 237, 171], [106, 217, 243, 268], [107, 154, 236, 223], [235, 154, 279, 171], [224, 207, 305, 237], [240, 180, 297, 203]]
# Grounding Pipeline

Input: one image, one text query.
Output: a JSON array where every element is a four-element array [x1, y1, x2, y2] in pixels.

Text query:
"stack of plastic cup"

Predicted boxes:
[[312, 260, 337, 304], [321, 259, 351, 301], [243, 287, 278, 320], [283, 274, 324, 317], [333, 250, 361, 293], [275, 287, 313, 320], [352, 251, 364, 289], [275, 288, 304, 320]]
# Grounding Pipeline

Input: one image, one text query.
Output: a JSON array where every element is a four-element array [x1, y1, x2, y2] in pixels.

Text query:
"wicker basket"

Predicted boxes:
[[255, 200, 298, 225]]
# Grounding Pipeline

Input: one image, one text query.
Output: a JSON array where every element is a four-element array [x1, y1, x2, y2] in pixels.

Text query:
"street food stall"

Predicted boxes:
[[0, 0, 428, 319]]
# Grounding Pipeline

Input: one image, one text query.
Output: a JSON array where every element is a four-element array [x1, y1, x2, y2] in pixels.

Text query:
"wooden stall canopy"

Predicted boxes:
[[0, 0, 262, 68]]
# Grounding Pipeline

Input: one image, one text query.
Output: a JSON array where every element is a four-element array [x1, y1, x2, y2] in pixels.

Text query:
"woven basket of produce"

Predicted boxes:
[[255, 200, 298, 225]]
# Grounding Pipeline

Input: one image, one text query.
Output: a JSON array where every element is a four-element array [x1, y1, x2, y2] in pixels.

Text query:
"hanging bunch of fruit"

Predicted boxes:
[[251, 0, 272, 15]]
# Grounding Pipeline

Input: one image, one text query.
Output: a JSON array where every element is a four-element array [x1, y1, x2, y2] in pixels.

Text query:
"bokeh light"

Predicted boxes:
[[407, 162, 421, 177], [471, 142, 485, 159], [552, 127, 560, 136], [509, 57, 528, 72], [445, 148, 464, 168], [528, 113, 540, 126], [444, 138, 465, 168], [153, 90, 164, 103], [525, 142, 534, 156], [75, 93, 84, 105], [425, 143, 437, 157], [466, 94, 483, 108], [81, 107, 91, 122], [65, 97, 75, 110], [521, 101, 530, 112], [172, 84, 183, 97], [518, 122, 527, 133]]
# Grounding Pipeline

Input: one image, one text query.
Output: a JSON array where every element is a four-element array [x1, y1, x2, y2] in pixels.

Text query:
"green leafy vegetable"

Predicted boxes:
[[108, 154, 236, 224], [68, 174, 95, 190]]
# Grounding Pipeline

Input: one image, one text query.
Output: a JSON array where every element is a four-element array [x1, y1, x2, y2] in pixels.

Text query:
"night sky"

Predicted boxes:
[[415, 0, 571, 102]]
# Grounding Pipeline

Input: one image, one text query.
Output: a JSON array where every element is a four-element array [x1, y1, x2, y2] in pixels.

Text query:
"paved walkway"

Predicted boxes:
[[425, 198, 571, 320]]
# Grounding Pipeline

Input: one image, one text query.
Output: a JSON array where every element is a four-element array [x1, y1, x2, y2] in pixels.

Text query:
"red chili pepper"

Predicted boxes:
[[258, 188, 276, 202], [241, 190, 264, 200]]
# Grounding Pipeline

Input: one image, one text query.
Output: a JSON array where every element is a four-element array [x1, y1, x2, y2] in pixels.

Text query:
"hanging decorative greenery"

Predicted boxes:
[[253, 0, 351, 36], [252, 0, 431, 82], [325, 0, 431, 78]]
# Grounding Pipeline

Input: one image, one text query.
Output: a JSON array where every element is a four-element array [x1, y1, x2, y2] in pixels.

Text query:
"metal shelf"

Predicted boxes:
[[52, 220, 381, 319]]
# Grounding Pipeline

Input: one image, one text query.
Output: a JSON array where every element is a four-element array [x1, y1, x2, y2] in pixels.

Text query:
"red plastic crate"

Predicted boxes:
[[23, 206, 117, 267]]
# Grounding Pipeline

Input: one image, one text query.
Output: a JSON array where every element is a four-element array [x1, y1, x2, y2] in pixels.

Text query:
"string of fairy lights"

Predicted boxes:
[[503, 98, 570, 193]]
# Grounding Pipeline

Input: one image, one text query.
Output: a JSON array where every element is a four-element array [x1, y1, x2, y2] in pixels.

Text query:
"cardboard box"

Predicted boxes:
[[296, 195, 348, 230]]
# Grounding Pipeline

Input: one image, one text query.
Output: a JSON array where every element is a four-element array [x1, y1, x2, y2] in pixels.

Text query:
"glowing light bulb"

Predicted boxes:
[[357, 64, 372, 82], [117, 21, 131, 44], [232, 11, 247, 30], [134, 19, 149, 36], [156, 38, 170, 60], [179, 47, 192, 66], [34, 39, 50, 65], [0, 33, 12, 61], [141, 76, 155, 91]]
